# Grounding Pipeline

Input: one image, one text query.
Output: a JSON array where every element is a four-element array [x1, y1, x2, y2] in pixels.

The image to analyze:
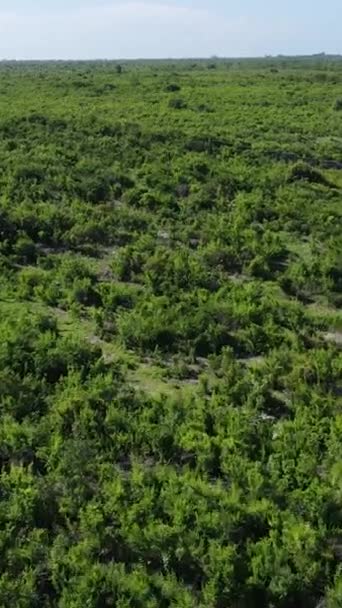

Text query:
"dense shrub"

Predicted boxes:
[[0, 58, 341, 608], [13, 236, 37, 264], [287, 162, 330, 186], [168, 97, 187, 109], [165, 83, 181, 92], [333, 98, 342, 111]]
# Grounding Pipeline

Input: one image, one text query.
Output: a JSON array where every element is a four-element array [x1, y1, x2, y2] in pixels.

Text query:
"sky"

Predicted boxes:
[[0, 0, 341, 60]]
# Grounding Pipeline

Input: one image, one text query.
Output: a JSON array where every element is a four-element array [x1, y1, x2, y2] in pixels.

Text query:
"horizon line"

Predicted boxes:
[[1, 52, 342, 62]]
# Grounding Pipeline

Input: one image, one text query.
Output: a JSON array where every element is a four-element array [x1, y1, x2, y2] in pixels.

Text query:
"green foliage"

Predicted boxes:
[[0, 58, 341, 607], [168, 97, 187, 109], [333, 98, 342, 111], [287, 161, 331, 186]]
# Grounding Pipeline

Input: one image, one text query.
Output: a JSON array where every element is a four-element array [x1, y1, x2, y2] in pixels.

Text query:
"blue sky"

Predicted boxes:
[[0, 0, 341, 59]]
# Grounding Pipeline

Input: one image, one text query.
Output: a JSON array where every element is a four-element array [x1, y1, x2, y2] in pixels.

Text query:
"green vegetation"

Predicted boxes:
[[0, 57, 341, 607]]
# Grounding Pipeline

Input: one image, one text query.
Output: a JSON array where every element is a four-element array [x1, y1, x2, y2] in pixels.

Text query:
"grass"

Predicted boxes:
[[0, 295, 199, 398]]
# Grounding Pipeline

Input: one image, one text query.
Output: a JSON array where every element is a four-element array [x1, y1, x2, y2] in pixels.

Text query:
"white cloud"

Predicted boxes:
[[0, 2, 273, 59]]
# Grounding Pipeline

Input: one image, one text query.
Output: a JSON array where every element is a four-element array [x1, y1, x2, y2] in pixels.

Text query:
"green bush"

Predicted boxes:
[[287, 162, 330, 186], [333, 98, 342, 111], [13, 236, 37, 264], [168, 97, 187, 109]]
